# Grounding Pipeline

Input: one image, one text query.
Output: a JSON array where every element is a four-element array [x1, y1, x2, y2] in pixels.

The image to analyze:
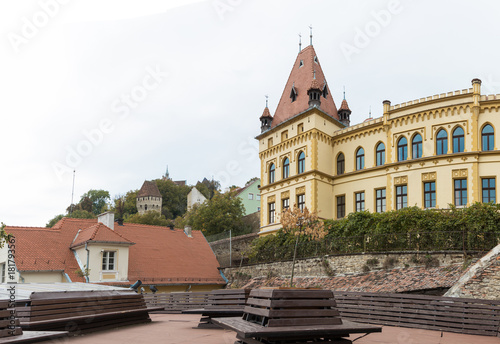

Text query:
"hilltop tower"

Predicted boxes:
[[136, 181, 162, 215]]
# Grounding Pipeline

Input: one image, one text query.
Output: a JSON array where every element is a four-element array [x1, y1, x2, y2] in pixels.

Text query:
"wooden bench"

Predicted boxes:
[[333, 291, 500, 337], [213, 289, 381, 343], [0, 300, 67, 343], [15, 290, 151, 334], [182, 289, 250, 328], [144, 291, 210, 313]]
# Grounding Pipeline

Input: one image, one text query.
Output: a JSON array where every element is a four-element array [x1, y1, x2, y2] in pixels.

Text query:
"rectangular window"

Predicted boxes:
[[375, 189, 386, 213], [355, 192, 365, 212], [248, 193, 254, 200], [454, 179, 467, 206], [1, 263, 5, 283], [102, 251, 115, 271], [297, 194, 305, 211], [257, 207, 260, 211], [297, 123, 304, 134], [268, 138, 273, 148], [395, 185, 407, 210], [268, 202, 275, 223], [282, 198, 289, 211], [482, 178, 496, 203], [424, 182, 436, 208], [256, 194, 261, 201], [281, 130, 288, 141], [337, 195, 345, 218]]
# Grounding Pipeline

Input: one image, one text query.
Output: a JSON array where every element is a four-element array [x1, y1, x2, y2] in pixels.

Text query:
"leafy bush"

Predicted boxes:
[[247, 203, 500, 264]]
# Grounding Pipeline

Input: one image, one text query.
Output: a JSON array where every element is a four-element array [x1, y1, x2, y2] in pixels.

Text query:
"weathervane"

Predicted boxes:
[[343, 85, 346, 100], [298, 33, 302, 52], [309, 25, 313, 45], [265, 95, 269, 108]]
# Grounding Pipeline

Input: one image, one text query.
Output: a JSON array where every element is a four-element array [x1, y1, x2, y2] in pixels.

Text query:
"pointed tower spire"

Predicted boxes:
[[338, 89, 351, 127], [270, 44, 338, 128], [260, 95, 273, 133]]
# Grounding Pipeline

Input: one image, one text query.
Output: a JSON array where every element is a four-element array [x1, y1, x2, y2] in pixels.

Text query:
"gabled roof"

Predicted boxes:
[[271, 45, 338, 128], [70, 223, 135, 248], [137, 180, 161, 198], [234, 178, 260, 197], [5, 217, 225, 286]]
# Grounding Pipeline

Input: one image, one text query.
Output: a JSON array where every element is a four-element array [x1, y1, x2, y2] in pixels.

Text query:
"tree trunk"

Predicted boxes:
[[290, 235, 299, 287]]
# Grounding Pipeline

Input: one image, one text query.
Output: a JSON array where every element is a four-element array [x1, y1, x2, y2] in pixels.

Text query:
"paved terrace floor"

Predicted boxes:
[[35, 314, 500, 344]]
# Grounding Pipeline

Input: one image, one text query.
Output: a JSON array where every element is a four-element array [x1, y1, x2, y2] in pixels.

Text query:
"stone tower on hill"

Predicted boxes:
[[136, 181, 162, 215]]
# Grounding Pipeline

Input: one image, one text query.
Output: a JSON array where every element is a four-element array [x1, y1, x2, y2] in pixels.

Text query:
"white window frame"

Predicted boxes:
[[102, 251, 116, 271]]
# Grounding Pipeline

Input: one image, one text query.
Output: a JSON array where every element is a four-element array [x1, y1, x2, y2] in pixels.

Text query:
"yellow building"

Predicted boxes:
[[258, 43, 500, 235]]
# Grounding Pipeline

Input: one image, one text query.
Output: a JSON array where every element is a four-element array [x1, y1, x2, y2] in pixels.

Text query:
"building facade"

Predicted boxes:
[[187, 187, 207, 211], [234, 178, 261, 215], [258, 43, 500, 235]]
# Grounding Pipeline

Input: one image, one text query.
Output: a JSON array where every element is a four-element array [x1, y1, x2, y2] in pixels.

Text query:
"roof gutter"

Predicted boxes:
[[85, 242, 90, 283]]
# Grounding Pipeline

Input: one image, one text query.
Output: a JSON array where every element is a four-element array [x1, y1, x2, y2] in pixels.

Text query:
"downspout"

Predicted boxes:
[[85, 242, 90, 283]]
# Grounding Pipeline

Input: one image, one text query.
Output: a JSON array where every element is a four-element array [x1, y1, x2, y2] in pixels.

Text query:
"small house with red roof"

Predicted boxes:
[[1, 212, 226, 292]]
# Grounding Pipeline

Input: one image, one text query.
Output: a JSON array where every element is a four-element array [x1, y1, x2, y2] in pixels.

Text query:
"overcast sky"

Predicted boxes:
[[2, 0, 500, 226]]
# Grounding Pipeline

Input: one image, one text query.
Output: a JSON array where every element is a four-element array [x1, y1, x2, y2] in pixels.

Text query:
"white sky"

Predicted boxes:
[[1, 0, 500, 226]]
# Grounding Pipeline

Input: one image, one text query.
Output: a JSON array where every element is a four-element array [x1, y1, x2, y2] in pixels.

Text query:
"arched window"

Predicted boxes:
[[397, 137, 408, 161], [283, 158, 290, 178], [269, 163, 275, 184], [436, 129, 448, 155], [482, 124, 494, 151], [376, 143, 385, 166], [452, 127, 465, 153], [297, 151, 305, 174], [356, 148, 365, 170], [337, 153, 345, 175], [412, 134, 423, 159]]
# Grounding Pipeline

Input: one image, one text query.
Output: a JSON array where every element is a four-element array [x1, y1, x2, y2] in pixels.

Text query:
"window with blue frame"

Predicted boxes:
[[482, 124, 494, 151], [397, 137, 408, 161], [482, 178, 496, 203], [356, 148, 365, 170], [376, 143, 385, 166], [436, 129, 448, 155], [412, 134, 423, 159], [452, 127, 465, 153]]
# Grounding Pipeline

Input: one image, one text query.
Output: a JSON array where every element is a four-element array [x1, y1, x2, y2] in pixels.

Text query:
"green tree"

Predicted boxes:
[[196, 179, 220, 200], [0, 222, 9, 248], [80, 189, 111, 215], [155, 179, 191, 219], [185, 192, 246, 236], [126, 211, 170, 226]]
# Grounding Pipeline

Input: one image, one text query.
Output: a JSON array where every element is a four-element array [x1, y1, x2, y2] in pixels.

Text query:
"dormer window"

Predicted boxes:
[[314, 56, 318, 63], [299, 60, 304, 68], [322, 84, 328, 98], [290, 86, 297, 102]]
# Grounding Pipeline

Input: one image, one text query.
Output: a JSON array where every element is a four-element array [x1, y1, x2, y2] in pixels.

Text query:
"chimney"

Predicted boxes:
[[184, 226, 192, 238], [98, 211, 115, 230]]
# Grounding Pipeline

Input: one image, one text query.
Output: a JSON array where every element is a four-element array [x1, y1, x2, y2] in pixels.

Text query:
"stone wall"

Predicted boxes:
[[222, 251, 471, 285], [446, 244, 500, 300], [210, 232, 258, 267]]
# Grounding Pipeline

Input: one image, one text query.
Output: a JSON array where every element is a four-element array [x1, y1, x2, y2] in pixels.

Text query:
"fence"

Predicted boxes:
[[245, 231, 500, 266]]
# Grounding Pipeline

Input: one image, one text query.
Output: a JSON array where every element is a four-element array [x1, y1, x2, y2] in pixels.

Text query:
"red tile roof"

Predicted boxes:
[[260, 106, 272, 119], [5, 218, 225, 286], [112, 223, 224, 285], [71, 223, 134, 248], [339, 98, 350, 111], [271, 45, 338, 128], [137, 181, 161, 198]]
